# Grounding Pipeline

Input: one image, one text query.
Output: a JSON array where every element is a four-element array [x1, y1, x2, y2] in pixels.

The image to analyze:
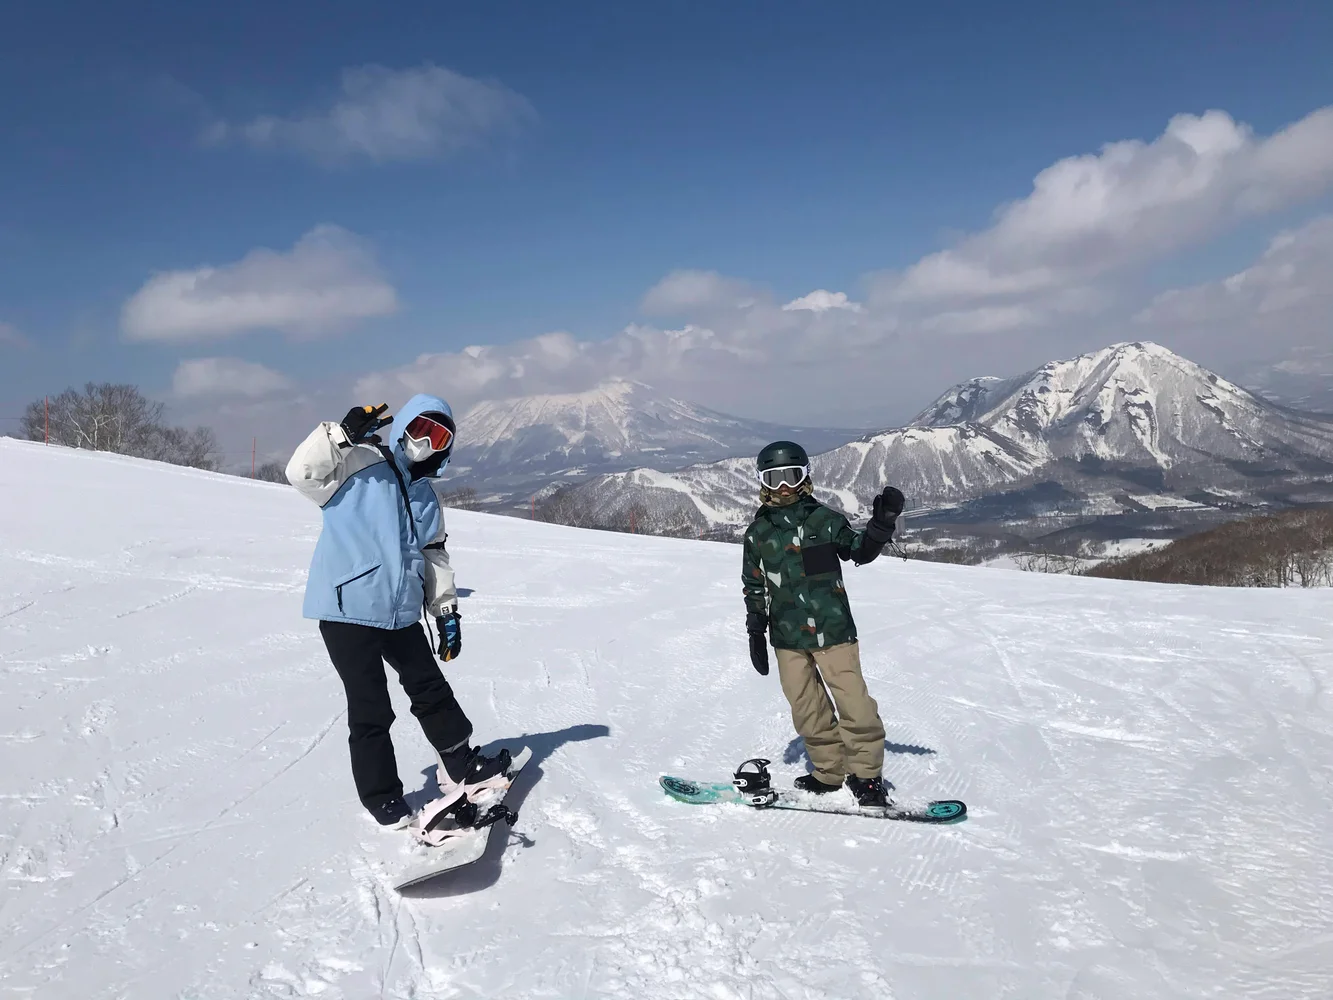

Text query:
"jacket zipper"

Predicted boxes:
[[336, 565, 379, 613]]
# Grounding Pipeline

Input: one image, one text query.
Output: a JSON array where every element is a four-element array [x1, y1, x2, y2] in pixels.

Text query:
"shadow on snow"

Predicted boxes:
[[781, 735, 937, 769], [398, 722, 611, 899]]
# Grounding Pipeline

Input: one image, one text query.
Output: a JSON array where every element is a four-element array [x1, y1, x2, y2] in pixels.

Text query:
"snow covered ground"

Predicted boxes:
[[3, 438, 1333, 999]]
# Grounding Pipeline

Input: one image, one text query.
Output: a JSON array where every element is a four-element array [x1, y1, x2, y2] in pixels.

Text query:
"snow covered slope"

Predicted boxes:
[[4, 439, 1333, 999], [569, 342, 1333, 530]]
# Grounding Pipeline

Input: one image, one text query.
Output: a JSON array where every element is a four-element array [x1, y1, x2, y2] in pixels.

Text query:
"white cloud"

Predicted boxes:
[[640, 270, 759, 316], [346, 105, 1333, 426], [121, 225, 398, 342], [205, 63, 534, 165], [1135, 215, 1333, 338], [351, 322, 763, 416], [172, 358, 295, 399], [0, 321, 28, 347], [782, 290, 863, 313], [878, 106, 1333, 309]]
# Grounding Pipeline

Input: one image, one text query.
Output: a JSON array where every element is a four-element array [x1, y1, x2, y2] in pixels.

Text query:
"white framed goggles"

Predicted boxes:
[[404, 414, 454, 453], [758, 464, 809, 490]]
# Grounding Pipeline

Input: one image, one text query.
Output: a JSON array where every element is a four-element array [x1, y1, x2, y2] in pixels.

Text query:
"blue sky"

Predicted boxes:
[[2, 1, 1332, 463]]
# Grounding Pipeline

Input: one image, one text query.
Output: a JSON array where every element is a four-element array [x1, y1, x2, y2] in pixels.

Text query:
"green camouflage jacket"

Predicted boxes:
[[741, 495, 884, 651]]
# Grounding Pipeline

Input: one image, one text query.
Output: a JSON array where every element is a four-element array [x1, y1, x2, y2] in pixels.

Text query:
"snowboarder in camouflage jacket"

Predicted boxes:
[[741, 440, 905, 807]]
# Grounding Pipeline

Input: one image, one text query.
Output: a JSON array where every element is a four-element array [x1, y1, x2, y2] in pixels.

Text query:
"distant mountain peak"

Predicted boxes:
[[448, 380, 865, 503], [558, 342, 1333, 531]]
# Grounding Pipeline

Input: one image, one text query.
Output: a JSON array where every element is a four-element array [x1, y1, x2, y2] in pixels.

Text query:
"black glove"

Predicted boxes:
[[866, 486, 905, 544], [341, 403, 391, 444], [746, 611, 770, 676], [436, 608, 462, 662]]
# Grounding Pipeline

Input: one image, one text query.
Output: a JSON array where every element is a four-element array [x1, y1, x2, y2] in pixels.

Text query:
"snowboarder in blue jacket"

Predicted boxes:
[[286, 394, 506, 826]]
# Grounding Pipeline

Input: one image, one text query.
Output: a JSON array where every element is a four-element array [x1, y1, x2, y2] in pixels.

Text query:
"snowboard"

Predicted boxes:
[[659, 774, 967, 823], [393, 745, 532, 891]]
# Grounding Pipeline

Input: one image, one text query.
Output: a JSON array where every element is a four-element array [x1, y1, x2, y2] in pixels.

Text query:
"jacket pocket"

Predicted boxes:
[[801, 542, 840, 576], [334, 562, 381, 614]]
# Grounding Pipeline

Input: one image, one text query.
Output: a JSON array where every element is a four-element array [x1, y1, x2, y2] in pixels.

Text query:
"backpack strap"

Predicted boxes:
[[376, 444, 419, 543]]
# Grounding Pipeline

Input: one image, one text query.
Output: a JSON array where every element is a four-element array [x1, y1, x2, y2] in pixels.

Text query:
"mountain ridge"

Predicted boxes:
[[448, 377, 868, 509], [551, 342, 1333, 533]]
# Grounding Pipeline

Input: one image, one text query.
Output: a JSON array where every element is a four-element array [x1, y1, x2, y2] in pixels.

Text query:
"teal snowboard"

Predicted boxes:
[[659, 774, 966, 823]]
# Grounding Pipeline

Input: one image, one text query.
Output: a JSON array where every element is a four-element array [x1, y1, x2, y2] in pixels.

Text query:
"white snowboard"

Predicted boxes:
[[393, 745, 532, 891]]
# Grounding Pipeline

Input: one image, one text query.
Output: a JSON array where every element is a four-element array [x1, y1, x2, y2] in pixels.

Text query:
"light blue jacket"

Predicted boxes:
[[286, 394, 458, 630]]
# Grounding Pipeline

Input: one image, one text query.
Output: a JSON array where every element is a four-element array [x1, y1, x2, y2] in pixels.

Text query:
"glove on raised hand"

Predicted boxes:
[[437, 609, 462, 662], [341, 403, 391, 444], [866, 486, 905, 544], [746, 611, 770, 676]]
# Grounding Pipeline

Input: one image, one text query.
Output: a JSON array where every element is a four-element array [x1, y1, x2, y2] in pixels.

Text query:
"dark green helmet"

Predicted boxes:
[[757, 440, 809, 472]]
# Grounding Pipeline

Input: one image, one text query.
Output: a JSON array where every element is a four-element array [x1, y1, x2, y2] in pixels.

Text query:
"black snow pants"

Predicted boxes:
[[319, 620, 473, 810]]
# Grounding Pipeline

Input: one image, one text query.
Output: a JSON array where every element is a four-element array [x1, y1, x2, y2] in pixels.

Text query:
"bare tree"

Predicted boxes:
[[1014, 539, 1106, 575], [535, 485, 601, 529], [1087, 506, 1333, 587], [22, 383, 220, 471], [438, 485, 482, 511], [254, 461, 288, 484], [141, 425, 221, 471]]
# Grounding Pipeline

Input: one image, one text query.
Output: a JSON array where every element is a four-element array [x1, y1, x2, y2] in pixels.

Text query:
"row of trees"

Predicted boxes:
[[533, 484, 714, 538], [1087, 506, 1333, 587], [14, 384, 513, 506], [21, 383, 221, 471]]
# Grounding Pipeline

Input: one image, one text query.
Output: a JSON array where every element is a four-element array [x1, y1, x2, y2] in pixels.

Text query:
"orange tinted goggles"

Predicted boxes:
[[404, 414, 454, 452]]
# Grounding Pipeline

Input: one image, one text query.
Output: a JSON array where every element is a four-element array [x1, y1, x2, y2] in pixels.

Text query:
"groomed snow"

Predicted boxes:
[[3, 439, 1332, 999]]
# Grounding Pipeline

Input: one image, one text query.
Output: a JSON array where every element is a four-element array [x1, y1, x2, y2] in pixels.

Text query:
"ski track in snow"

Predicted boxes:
[[3, 438, 1333, 998]]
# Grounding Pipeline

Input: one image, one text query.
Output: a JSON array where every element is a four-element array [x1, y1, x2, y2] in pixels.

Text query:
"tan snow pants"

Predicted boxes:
[[775, 641, 885, 785]]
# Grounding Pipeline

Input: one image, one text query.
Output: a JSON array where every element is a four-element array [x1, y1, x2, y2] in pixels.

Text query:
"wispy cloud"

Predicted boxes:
[[1135, 215, 1333, 345], [0, 321, 29, 348], [782, 290, 863, 314], [871, 106, 1333, 332], [641, 270, 758, 316], [121, 225, 398, 342], [354, 105, 1333, 425], [203, 63, 535, 165], [171, 357, 295, 399]]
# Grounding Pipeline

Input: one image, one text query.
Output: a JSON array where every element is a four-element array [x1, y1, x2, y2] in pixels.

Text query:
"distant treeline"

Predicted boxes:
[[1086, 506, 1333, 588], [20, 383, 220, 470]]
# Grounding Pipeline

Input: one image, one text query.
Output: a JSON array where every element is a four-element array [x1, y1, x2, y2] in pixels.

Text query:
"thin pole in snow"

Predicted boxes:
[[630, 509, 636, 533], [44, 396, 48, 444], [530, 496, 534, 519], [251, 437, 256, 478]]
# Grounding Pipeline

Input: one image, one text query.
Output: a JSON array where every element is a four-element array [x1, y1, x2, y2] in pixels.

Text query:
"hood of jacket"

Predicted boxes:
[[389, 393, 455, 478]]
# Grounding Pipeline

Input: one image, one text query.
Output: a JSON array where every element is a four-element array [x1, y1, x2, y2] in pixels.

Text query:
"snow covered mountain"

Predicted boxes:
[[910, 340, 1333, 468], [5, 439, 1333, 999], [447, 378, 864, 507], [562, 342, 1333, 532]]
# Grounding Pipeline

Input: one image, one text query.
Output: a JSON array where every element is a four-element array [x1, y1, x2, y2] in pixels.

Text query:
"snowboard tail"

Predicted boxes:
[[659, 774, 967, 824]]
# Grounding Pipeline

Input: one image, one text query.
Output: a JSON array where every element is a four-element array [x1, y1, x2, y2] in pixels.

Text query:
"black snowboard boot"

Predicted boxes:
[[439, 745, 512, 790], [369, 796, 412, 828], [846, 774, 890, 808], [794, 773, 842, 794]]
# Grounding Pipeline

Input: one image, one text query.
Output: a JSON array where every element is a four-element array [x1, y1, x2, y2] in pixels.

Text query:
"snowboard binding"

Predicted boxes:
[[413, 791, 519, 846], [732, 758, 778, 807], [412, 754, 522, 847], [455, 800, 519, 831]]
